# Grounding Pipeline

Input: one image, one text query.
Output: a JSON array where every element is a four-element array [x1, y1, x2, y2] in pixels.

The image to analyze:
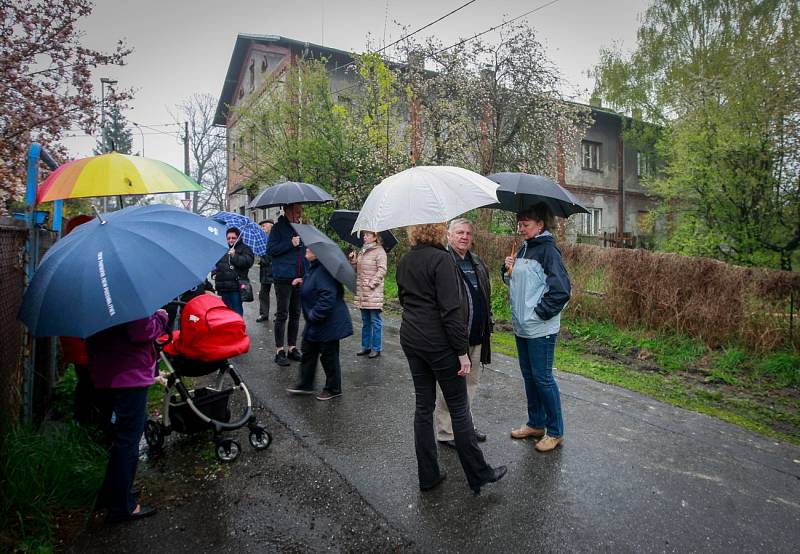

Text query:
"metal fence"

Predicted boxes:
[[0, 219, 56, 430], [0, 221, 27, 430]]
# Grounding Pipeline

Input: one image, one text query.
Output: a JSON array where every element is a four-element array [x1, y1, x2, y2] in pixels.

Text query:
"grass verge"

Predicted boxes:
[[0, 422, 108, 552], [492, 324, 800, 445]]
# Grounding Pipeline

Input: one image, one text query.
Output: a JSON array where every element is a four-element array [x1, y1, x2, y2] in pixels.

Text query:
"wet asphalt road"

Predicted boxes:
[[235, 278, 800, 554], [71, 275, 800, 553]]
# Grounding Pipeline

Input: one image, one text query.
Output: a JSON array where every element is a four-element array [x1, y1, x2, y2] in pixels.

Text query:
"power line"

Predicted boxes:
[[331, 0, 561, 96], [331, 0, 480, 75], [434, 0, 561, 55]]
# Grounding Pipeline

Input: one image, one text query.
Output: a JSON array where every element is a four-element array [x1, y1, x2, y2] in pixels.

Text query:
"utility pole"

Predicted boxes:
[[100, 77, 118, 212], [183, 121, 191, 211]]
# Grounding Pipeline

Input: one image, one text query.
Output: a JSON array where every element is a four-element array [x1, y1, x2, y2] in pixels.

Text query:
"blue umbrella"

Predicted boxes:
[[19, 204, 228, 338], [210, 211, 269, 256]]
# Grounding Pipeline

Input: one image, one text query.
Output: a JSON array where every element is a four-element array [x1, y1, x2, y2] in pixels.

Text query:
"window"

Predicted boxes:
[[582, 141, 601, 171], [238, 136, 245, 169], [637, 151, 653, 177], [248, 59, 255, 92], [579, 208, 602, 235]]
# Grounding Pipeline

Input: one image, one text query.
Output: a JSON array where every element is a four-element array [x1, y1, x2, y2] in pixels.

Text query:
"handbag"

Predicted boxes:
[[238, 277, 254, 302], [231, 253, 254, 302]]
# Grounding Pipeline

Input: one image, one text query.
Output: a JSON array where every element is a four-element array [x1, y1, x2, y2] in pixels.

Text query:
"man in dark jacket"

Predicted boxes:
[[256, 219, 274, 322], [267, 204, 307, 366], [212, 227, 254, 316], [435, 218, 493, 448]]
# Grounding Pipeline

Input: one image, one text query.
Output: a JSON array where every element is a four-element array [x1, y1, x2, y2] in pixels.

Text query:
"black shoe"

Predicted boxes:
[[274, 352, 290, 366], [475, 430, 487, 442], [105, 504, 157, 524], [368, 351, 381, 359], [287, 349, 302, 361], [420, 472, 447, 492], [471, 465, 508, 496], [256, 315, 268, 322], [356, 349, 371, 356], [437, 439, 456, 449]]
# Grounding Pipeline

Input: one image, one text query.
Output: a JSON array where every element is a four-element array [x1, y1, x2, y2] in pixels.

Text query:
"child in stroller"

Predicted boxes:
[[145, 289, 271, 462]]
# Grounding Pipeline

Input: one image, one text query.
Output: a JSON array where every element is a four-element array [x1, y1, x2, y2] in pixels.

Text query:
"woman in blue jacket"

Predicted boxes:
[[503, 204, 571, 452], [286, 246, 353, 401]]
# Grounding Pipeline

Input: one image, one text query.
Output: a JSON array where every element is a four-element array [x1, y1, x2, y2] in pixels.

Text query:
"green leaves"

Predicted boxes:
[[593, 0, 800, 270]]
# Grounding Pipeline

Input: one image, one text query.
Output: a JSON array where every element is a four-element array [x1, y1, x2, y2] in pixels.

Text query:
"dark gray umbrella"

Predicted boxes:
[[290, 223, 356, 294], [487, 172, 589, 217], [328, 210, 398, 252], [249, 181, 333, 209]]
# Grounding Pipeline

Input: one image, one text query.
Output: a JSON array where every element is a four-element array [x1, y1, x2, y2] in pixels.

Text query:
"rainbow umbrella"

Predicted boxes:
[[37, 152, 202, 204]]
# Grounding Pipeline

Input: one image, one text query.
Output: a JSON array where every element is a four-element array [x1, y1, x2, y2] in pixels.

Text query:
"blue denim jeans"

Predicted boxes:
[[515, 334, 564, 437], [220, 290, 243, 316], [96, 386, 149, 517], [360, 309, 383, 352]]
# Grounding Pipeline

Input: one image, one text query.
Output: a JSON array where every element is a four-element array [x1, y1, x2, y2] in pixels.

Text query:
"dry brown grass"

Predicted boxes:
[[472, 232, 800, 352]]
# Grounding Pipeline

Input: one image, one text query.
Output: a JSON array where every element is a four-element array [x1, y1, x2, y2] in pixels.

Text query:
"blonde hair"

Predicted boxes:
[[407, 222, 448, 246]]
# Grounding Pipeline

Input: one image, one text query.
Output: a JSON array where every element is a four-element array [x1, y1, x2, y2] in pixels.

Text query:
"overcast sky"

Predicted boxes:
[[67, 0, 649, 169]]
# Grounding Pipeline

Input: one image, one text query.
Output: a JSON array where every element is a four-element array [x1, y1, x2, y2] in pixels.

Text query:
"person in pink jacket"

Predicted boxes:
[[350, 232, 388, 359], [87, 310, 168, 524]]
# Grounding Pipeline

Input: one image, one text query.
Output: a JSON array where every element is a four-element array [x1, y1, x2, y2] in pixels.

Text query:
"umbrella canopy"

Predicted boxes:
[[210, 211, 269, 256], [290, 223, 356, 294], [37, 152, 202, 203], [352, 166, 498, 234], [487, 172, 589, 217], [249, 181, 333, 209], [328, 210, 398, 252], [19, 204, 228, 338]]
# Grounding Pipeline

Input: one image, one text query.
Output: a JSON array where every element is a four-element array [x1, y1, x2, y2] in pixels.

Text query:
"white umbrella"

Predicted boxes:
[[352, 166, 499, 234]]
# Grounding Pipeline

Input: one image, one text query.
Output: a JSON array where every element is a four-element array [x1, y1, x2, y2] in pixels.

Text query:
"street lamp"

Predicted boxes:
[[100, 78, 118, 212], [133, 122, 145, 156], [100, 77, 118, 153]]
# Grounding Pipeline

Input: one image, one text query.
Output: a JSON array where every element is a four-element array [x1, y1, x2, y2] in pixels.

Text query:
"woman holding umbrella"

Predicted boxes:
[[396, 222, 507, 495], [349, 231, 387, 358], [503, 203, 571, 452], [212, 227, 255, 316], [286, 243, 353, 400]]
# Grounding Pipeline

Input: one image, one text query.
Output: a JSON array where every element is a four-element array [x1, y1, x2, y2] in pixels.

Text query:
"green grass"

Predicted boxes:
[[492, 327, 800, 445], [0, 423, 108, 552]]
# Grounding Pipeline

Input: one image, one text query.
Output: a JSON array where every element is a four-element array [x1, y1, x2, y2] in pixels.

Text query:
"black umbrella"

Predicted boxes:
[[328, 210, 398, 252], [487, 172, 589, 217], [249, 181, 334, 209], [290, 223, 356, 294]]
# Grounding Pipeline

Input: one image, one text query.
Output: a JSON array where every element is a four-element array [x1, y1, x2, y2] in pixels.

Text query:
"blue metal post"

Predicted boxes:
[[22, 144, 42, 424]]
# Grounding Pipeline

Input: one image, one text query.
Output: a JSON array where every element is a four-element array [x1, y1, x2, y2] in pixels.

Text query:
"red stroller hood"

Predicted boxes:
[[164, 294, 250, 362]]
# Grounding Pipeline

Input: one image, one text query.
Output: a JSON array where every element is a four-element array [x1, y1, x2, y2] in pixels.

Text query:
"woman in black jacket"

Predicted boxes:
[[212, 227, 254, 316], [396, 222, 507, 495]]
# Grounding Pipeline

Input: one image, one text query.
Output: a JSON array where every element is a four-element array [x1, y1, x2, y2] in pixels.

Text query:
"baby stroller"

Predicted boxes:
[[145, 293, 272, 462]]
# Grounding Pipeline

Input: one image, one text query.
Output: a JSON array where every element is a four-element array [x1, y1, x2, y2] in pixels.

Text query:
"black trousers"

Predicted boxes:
[[259, 282, 272, 318], [96, 386, 149, 517], [273, 282, 301, 348], [297, 338, 342, 394], [403, 347, 494, 490]]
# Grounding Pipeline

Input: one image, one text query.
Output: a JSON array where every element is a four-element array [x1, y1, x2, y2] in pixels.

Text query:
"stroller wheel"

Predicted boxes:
[[216, 438, 241, 462], [144, 420, 164, 451], [249, 427, 273, 450]]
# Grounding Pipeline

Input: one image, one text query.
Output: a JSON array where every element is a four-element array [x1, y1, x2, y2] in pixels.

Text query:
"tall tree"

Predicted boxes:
[[399, 23, 591, 178], [593, 0, 800, 270], [94, 103, 134, 155], [173, 94, 227, 215], [0, 0, 131, 213]]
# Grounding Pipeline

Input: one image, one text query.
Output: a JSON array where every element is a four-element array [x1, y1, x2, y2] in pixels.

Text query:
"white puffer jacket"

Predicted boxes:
[[352, 243, 387, 310]]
